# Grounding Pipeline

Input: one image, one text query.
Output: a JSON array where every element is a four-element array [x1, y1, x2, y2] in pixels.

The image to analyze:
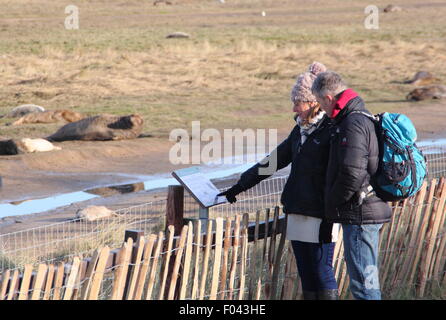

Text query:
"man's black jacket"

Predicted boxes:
[[235, 116, 331, 219], [325, 94, 391, 225]]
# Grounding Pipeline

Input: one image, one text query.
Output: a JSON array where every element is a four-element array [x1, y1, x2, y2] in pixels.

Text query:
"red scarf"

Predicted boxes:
[[330, 89, 359, 119]]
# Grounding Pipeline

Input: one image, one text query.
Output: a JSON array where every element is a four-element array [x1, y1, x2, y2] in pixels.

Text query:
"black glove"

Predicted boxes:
[[319, 220, 334, 244], [217, 184, 245, 204]]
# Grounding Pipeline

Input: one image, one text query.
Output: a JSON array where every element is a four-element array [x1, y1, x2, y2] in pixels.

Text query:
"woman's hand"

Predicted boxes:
[[217, 184, 245, 203]]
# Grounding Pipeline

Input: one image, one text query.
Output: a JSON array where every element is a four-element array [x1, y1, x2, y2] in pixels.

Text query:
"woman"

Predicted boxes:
[[218, 62, 339, 300]]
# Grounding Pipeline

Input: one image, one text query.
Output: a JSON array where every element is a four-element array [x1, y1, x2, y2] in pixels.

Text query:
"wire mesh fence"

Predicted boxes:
[[423, 145, 446, 181], [0, 212, 289, 301], [2, 180, 446, 301], [209, 175, 286, 219], [0, 200, 168, 271], [0, 173, 286, 273]]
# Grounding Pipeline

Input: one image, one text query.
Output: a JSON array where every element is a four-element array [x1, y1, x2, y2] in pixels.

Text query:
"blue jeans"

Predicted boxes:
[[291, 241, 338, 292], [342, 224, 383, 300]]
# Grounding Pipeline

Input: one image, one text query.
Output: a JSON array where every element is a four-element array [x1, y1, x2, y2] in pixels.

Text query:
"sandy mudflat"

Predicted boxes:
[[0, 102, 445, 233]]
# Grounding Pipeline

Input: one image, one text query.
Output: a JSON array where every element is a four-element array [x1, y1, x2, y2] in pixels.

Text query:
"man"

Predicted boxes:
[[311, 71, 391, 300]]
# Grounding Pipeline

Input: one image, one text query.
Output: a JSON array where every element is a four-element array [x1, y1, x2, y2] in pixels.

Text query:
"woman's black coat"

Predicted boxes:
[[236, 116, 331, 219]]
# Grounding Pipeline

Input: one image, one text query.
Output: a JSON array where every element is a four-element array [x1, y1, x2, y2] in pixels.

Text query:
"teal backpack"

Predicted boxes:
[[353, 112, 427, 202]]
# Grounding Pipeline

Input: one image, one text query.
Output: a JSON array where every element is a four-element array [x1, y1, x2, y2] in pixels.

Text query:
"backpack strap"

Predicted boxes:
[[349, 111, 380, 198], [406, 146, 418, 193], [349, 110, 379, 122]]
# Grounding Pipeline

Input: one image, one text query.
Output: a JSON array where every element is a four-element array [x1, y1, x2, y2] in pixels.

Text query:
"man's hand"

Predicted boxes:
[[217, 184, 245, 204], [319, 220, 334, 244]]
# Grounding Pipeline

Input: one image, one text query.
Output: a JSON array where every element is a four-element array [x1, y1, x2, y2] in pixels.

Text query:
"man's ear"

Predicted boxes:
[[327, 95, 337, 107]]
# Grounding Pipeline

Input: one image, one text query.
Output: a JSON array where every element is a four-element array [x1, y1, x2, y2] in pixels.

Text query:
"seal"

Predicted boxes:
[[47, 114, 144, 141], [11, 109, 85, 126]]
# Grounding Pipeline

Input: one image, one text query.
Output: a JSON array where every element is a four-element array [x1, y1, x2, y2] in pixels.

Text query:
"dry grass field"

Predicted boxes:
[[0, 0, 446, 204], [0, 0, 445, 140]]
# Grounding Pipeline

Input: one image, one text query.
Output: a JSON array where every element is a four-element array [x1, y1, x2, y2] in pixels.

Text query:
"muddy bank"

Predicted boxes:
[[0, 129, 290, 203], [0, 137, 179, 202], [0, 172, 244, 234], [0, 102, 445, 233], [398, 103, 446, 140]]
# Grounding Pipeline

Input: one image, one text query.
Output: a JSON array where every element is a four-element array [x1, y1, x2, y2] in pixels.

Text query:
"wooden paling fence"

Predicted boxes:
[[1, 178, 446, 300]]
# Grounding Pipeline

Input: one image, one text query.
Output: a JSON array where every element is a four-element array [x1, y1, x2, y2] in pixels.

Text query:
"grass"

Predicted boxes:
[[0, 0, 445, 140], [0, 0, 445, 299]]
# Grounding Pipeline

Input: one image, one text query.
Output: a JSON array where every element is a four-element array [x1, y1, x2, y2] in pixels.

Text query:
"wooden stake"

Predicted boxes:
[[18, 264, 33, 300], [126, 236, 146, 300], [199, 220, 213, 300], [381, 201, 406, 286], [134, 234, 156, 300], [262, 208, 270, 262], [270, 212, 287, 300], [381, 203, 399, 268], [31, 264, 48, 300], [388, 199, 411, 288], [338, 260, 348, 297], [73, 259, 86, 300], [179, 222, 194, 300], [248, 211, 260, 299], [7, 270, 19, 300], [428, 179, 446, 279], [43, 264, 54, 300], [168, 225, 188, 300], [88, 246, 111, 300], [333, 228, 343, 269], [210, 217, 224, 300], [397, 182, 432, 296], [391, 198, 416, 289], [63, 257, 80, 300], [111, 238, 134, 300], [52, 262, 65, 300], [238, 214, 249, 300], [191, 220, 202, 300], [227, 215, 240, 300], [408, 180, 435, 285], [80, 249, 101, 300], [0, 270, 10, 300], [146, 231, 164, 300], [158, 227, 174, 300], [269, 207, 279, 267], [432, 209, 446, 282], [255, 278, 262, 300], [418, 181, 446, 297]]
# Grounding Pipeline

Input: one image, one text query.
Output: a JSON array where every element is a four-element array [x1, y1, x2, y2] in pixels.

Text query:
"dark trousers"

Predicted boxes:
[[291, 240, 338, 291]]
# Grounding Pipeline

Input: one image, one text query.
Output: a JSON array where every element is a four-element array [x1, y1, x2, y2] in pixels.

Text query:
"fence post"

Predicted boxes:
[[166, 185, 184, 235], [164, 185, 184, 299]]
